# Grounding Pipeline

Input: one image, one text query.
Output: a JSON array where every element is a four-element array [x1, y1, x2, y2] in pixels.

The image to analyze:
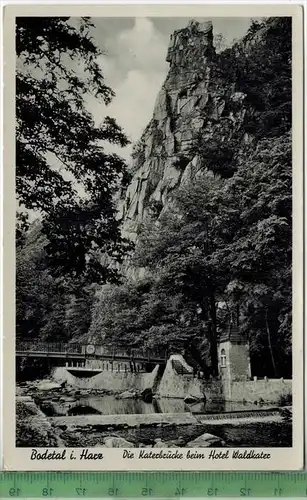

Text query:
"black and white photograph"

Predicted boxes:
[[3, 4, 304, 470]]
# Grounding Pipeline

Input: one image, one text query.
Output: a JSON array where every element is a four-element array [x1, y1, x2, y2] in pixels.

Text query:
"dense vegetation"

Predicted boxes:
[[16, 17, 131, 283], [89, 18, 292, 378], [17, 18, 292, 377], [16, 17, 131, 341]]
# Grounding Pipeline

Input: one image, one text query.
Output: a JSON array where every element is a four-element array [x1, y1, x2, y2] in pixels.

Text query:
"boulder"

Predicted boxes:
[[63, 397, 76, 403], [16, 386, 24, 396], [164, 440, 180, 448], [104, 437, 136, 448], [16, 395, 33, 402], [141, 388, 153, 403], [184, 395, 201, 404], [118, 391, 137, 399], [16, 414, 64, 447], [187, 433, 225, 448], [153, 439, 166, 448], [171, 437, 185, 447], [39, 401, 57, 417], [16, 398, 41, 418], [37, 381, 61, 391], [64, 426, 75, 433]]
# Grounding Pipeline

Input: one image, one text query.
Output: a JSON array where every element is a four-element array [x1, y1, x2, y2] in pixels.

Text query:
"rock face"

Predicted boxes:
[[120, 19, 247, 240], [16, 396, 64, 447]]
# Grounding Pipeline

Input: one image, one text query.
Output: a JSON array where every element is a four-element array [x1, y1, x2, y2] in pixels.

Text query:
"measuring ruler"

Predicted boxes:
[[0, 472, 307, 497]]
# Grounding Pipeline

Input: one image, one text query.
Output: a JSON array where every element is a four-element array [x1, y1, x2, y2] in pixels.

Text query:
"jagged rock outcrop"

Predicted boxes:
[[120, 20, 248, 240]]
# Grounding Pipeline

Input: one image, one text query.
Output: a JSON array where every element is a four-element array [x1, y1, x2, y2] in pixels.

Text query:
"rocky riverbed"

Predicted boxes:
[[16, 380, 292, 449]]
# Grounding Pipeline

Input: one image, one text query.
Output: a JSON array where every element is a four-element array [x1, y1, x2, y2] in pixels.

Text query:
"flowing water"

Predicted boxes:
[[47, 394, 260, 417]]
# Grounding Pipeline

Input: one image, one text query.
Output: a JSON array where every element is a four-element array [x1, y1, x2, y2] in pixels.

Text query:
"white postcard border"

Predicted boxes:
[[3, 3, 304, 471]]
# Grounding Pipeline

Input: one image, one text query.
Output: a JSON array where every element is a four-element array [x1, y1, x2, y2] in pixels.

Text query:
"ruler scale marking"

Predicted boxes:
[[1, 472, 307, 497]]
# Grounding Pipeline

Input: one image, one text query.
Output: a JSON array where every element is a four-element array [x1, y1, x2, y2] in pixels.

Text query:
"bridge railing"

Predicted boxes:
[[16, 341, 84, 354], [16, 339, 168, 361]]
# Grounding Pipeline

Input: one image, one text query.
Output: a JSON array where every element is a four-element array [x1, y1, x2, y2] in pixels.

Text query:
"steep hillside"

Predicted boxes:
[[17, 17, 292, 378], [119, 18, 291, 242], [90, 18, 292, 378], [120, 20, 247, 240]]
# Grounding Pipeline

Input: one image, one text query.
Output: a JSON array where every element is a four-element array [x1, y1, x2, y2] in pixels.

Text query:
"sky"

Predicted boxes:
[[19, 16, 257, 222], [84, 17, 256, 159]]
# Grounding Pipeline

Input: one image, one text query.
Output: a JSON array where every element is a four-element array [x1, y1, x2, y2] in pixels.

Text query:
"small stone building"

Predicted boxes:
[[217, 323, 251, 381]]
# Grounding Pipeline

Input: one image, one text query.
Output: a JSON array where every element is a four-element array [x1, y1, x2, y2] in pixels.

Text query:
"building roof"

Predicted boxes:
[[219, 323, 247, 343]]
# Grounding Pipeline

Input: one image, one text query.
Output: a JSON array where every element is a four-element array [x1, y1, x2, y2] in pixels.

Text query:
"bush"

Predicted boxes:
[[195, 139, 239, 178], [277, 393, 292, 407]]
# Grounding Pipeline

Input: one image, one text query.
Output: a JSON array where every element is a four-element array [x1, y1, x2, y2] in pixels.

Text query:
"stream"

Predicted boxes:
[[16, 381, 292, 448], [38, 393, 260, 417]]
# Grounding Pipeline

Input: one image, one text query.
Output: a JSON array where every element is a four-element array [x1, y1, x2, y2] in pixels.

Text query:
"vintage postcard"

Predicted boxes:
[[3, 3, 304, 470]]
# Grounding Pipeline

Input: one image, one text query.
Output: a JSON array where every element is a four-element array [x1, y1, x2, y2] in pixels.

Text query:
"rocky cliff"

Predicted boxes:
[[119, 20, 249, 240]]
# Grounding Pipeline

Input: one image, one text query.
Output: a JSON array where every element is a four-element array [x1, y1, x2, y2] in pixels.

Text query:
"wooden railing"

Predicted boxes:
[[16, 339, 168, 362], [17, 341, 83, 354]]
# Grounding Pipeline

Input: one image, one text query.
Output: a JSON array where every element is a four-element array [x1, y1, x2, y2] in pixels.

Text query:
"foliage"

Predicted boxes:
[[192, 137, 240, 178], [277, 393, 292, 407], [237, 18, 291, 138], [19, 17, 293, 380], [91, 129, 292, 377], [224, 133, 292, 377], [213, 33, 227, 53], [16, 223, 96, 341], [214, 18, 291, 141], [16, 17, 131, 283], [89, 275, 212, 373], [173, 155, 191, 172], [89, 17, 293, 377], [242, 19, 266, 41]]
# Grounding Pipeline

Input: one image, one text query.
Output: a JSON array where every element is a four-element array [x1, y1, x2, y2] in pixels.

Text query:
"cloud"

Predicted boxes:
[[86, 18, 169, 159], [86, 17, 255, 160], [116, 17, 168, 73]]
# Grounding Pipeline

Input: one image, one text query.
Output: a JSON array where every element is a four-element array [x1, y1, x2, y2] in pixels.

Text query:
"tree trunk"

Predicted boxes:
[[236, 303, 240, 326], [208, 295, 218, 377], [265, 308, 278, 377], [185, 341, 211, 378]]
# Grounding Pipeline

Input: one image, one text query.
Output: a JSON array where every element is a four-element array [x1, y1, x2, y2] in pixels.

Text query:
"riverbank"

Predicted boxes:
[[16, 380, 292, 449]]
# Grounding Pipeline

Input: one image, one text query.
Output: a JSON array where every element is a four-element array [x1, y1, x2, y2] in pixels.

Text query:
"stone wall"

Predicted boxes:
[[226, 378, 292, 404], [156, 355, 291, 404], [52, 365, 160, 393], [52, 360, 292, 405], [156, 354, 223, 400]]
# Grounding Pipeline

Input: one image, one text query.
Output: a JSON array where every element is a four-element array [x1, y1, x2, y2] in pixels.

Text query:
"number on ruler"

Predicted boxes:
[[274, 489, 283, 496], [76, 488, 87, 496], [9, 488, 20, 497], [208, 488, 219, 496], [175, 488, 186, 496], [240, 488, 252, 496], [142, 488, 153, 496], [108, 488, 119, 496], [42, 488, 53, 496]]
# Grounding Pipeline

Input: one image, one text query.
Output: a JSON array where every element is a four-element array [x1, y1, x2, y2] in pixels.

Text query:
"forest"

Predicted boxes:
[[16, 17, 292, 379]]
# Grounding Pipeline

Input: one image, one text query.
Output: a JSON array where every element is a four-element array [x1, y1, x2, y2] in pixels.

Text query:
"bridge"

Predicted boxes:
[[16, 339, 168, 366]]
